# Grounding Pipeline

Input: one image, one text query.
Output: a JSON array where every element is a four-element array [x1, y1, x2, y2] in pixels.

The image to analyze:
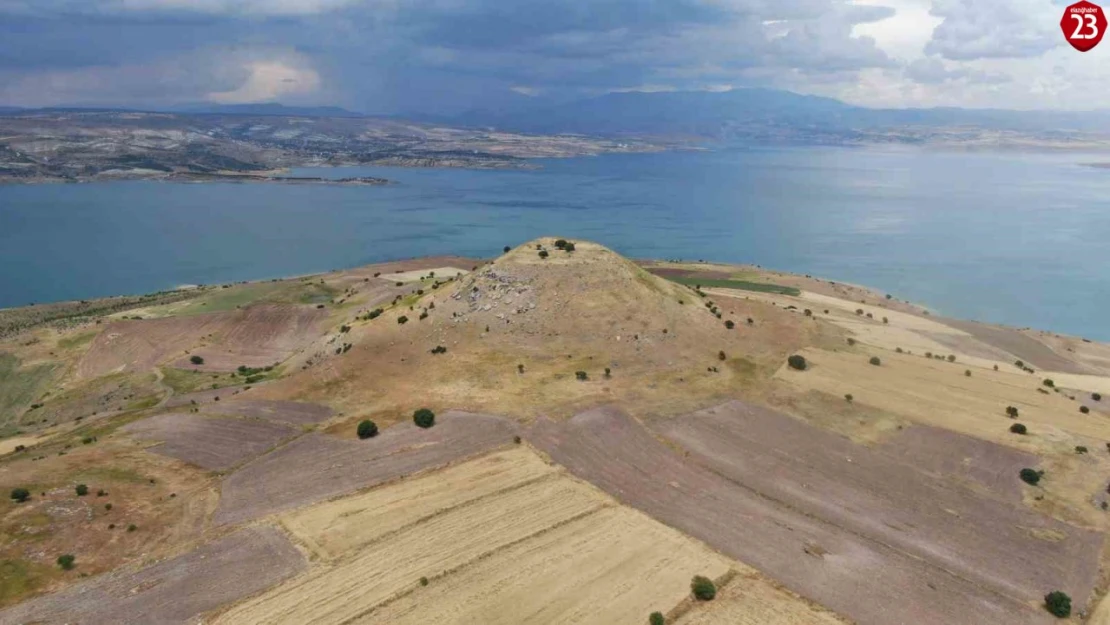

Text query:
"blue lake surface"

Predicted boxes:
[[1, 146, 1108, 339]]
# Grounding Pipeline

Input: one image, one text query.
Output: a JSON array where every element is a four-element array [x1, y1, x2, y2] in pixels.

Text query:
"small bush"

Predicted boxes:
[[56, 554, 76, 570], [869, 356, 881, 366], [517, 364, 525, 374], [1006, 406, 1019, 418], [691, 575, 717, 601], [75, 484, 89, 497], [787, 355, 807, 371], [844, 394, 853, 403], [513, 435, 522, 445], [189, 355, 204, 365], [538, 250, 549, 259], [649, 612, 665, 625], [855, 309, 863, 316], [575, 370, 588, 381], [804, 309, 813, 317], [413, 408, 435, 429], [1080, 406, 1090, 414], [554, 239, 568, 249], [1094, 392, 1102, 401], [357, 420, 379, 439], [882, 317, 888, 324], [895, 347, 903, 353], [420, 576, 429, 586], [1044, 591, 1071, 618], [965, 370, 971, 377], [105, 503, 112, 511], [846, 338, 856, 346], [1015, 359, 1024, 368], [430, 345, 447, 355], [724, 320, 735, 329], [366, 308, 383, 320], [1043, 379, 1055, 388], [127, 524, 138, 532], [10, 488, 30, 503], [397, 316, 409, 325], [1010, 423, 1027, 435], [1076, 446, 1089, 454], [564, 242, 576, 252], [503, 246, 511, 253], [718, 351, 726, 361], [604, 367, 612, 378], [1019, 468, 1041, 485], [947, 354, 956, 362]]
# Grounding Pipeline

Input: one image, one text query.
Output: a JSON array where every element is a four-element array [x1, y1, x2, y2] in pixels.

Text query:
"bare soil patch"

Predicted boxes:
[[881, 423, 1039, 501], [213, 411, 518, 525], [529, 407, 1056, 625], [200, 399, 332, 426], [124, 412, 298, 471], [655, 401, 1100, 606], [0, 526, 305, 625], [940, 318, 1088, 374]]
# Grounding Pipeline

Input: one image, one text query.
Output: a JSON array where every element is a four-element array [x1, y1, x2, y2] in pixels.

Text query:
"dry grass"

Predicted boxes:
[[674, 569, 849, 625]]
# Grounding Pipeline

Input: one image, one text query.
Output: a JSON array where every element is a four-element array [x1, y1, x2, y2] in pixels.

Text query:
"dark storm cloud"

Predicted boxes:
[[0, 0, 898, 113]]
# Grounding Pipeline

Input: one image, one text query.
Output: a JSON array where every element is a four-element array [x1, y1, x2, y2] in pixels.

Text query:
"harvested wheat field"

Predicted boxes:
[[655, 400, 1101, 606], [674, 569, 848, 625], [776, 347, 1110, 444], [0, 527, 306, 625], [530, 407, 1057, 625], [124, 412, 299, 471], [216, 447, 732, 625], [213, 410, 518, 525]]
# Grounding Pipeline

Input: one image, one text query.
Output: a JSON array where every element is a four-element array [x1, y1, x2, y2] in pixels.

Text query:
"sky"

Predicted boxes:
[[0, 0, 1106, 114]]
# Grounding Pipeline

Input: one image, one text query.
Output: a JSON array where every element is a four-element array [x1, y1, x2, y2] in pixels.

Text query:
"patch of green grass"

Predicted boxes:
[[56, 331, 97, 351], [76, 465, 147, 484], [0, 354, 59, 429], [125, 396, 161, 412], [160, 367, 241, 395], [665, 275, 800, 296], [0, 559, 53, 606]]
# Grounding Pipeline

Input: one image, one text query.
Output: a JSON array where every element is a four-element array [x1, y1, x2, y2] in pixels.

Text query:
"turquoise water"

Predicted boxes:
[[1, 146, 1108, 339]]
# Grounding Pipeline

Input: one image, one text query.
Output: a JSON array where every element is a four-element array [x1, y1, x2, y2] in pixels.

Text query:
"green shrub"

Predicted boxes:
[[503, 246, 511, 253], [718, 351, 726, 361], [1006, 406, 1019, 418], [56, 554, 75, 570], [649, 612, 665, 625], [366, 308, 383, 320], [846, 338, 856, 346], [10, 488, 30, 503], [397, 316, 409, 325], [413, 408, 435, 429], [1076, 446, 1089, 454], [947, 354, 956, 362], [1080, 406, 1090, 414], [691, 576, 717, 601], [357, 420, 378, 439], [604, 368, 611, 378], [844, 394, 853, 403], [965, 370, 971, 377], [575, 370, 588, 381], [127, 524, 138, 532], [189, 355, 204, 365], [724, 320, 735, 329], [420, 576, 429, 586], [869, 356, 881, 366], [1044, 591, 1071, 618], [554, 239, 568, 249], [75, 484, 89, 497], [1019, 468, 1041, 485], [1043, 379, 1055, 388], [787, 355, 807, 371], [1010, 423, 1027, 435], [539, 250, 549, 259], [564, 242, 576, 252], [1094, 392, 1102, 401]]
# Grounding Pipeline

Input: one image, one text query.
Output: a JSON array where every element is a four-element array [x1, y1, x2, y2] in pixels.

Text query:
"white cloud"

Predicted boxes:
[[208, 60, 321, 102]]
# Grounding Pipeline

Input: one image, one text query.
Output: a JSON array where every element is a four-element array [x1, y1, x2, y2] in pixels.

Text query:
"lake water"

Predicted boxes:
[[1, 146, 1108, 340]]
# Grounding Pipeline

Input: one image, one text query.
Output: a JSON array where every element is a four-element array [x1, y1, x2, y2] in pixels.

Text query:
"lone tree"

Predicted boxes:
[[75, 484, 89, 497], [947, 354, 956, 362], [10, 488, 30, 503], [1080, 406, 1090, 414], [564, 242, 576, 252], [845, 394, 853, 403], [1043, 379, 1055, 388], [1094, 392, 1102, 401], [718, 351, 727, 361], [357, 420, 379, 439], [189, 355, 204, 365], [575, 370, 588, 381], [1010, 423, 1027, 435], [649, 612, 665, 625], [724, 320, 735, 329], [1019, 468, 1041, 485], [413, 408, 435, 429], [554, 239, 568, 249], [787, 355, 807, 371], [56, 554, 76, 570], [869, 356, 882, 366], [1044, 591, 1071, 618], [1006, 406, 1020, 418], [538, 250, 549, 259], [691, 576, 717, 601]]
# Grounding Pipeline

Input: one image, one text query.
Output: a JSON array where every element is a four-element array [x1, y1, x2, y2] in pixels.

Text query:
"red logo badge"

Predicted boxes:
[[1061, 0, 1106, 52]]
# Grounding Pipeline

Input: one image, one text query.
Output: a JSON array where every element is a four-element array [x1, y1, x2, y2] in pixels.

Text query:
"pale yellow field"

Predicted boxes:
[[213, 447, 740, 625], [281, 448, 558, 558], [363, 506, 731, 625], [384, 267, 469, 284], [674, 570, 849, 625], [775, 347, 1110, 447], [0, 435, 41, 456]]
